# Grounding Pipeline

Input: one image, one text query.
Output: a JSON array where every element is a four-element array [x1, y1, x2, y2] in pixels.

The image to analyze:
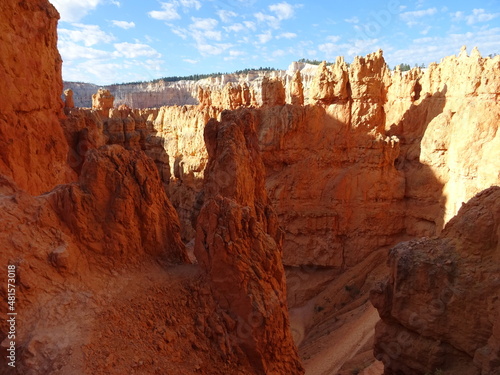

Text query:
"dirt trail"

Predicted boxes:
[[301, 303, 379, 375]]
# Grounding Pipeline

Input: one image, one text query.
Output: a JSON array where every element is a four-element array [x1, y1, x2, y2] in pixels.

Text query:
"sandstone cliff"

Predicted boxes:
[[371, 186, 500, 375], [0, 0, 75, 195]]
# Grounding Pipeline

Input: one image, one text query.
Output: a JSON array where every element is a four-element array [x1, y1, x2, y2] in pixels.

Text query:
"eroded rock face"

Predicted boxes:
[[386, 49, 500, 238], [194, 110, 304, 374], [0, 143, 190, 373], [64, 62, 319, 108], [262, 77, 286, 107], [0, 0, 75, 194], [371, 186, 500, 375], [258, 104, 404, 267], [92, 88, 114, 117], [48, 145, 188, 264], [198, 83, 254, 109]]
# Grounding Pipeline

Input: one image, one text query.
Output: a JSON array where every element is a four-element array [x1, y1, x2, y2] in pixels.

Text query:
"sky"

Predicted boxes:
[[51, 0, 500, 85]]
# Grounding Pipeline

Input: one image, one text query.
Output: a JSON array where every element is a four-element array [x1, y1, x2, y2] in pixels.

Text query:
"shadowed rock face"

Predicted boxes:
[[371, 186, 500, 375]]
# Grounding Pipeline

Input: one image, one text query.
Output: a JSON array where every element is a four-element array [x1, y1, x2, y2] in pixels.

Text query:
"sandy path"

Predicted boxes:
[[302, 303, 380, 375]]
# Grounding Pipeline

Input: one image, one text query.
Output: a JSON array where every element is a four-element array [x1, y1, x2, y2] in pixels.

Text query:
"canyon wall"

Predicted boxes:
[[63, 62, 318, 109], [385, 46, 500, 238], [371, 186, 500, 375], [0, 0, 75, 195], [70, 49, 499, 271]]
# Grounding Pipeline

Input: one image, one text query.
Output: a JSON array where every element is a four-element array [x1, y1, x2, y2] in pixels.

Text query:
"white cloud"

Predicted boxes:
[[326, 35, 341, 43], [51, 0, 103, 23], [255, 12, 280, 29], [229, 50, 246, 57], [148, 0, 201, 21], [224, 23, 246, 33], [451, 11, 464, 22], [110, 0, 120, 6], [345, 16, 359, 24], [111, 20, 135, 29], [272, 49, 285, 57], [149, 2, 180, 21], [318, 43, 338, 57], [244, 21, 257, 31], [217, 10, 238, 23], [318, 38, 380, 60], [191, 17, 218, 30], [277, 32, 297, 39], [196, 43, 232, 55], [420, 26, 431, 35], [465, 9, 499, 25], [183, 59, 198, 64], [269, 2, 295, 20], [189, 18, 221, 42], [179, 0, 201, 9], [77, 61, 123, 82], [257, 30, 273, 44], [59, 24, 115, 46], [223, 50, 246, 61], [400, 7, 437, 26], [386, 27, 500, 66], [254, 2, 299, 29], [58, 40, 111, 60], [169, 25, 189, 39], [113, 42, 161, 58]]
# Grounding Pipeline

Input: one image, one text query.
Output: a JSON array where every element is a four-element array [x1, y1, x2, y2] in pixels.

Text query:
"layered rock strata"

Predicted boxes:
[[67, 49, 499, 272], [63, 62, 319, 108]]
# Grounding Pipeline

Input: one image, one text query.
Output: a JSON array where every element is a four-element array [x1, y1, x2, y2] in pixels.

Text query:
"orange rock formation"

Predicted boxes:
[[0, 0, 75, 195], [92, 88, 115, 117], [195, 110, 304, 374]]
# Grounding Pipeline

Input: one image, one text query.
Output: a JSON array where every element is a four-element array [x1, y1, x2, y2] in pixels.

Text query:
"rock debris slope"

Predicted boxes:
[[1, 0, 500, 373]]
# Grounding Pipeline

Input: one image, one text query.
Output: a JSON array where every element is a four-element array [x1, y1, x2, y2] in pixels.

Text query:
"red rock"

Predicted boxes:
[[0, 0, 75, 194], [47, 145, 188, 264], [194, 109, 304, 374], [262, 77, 286, 107]]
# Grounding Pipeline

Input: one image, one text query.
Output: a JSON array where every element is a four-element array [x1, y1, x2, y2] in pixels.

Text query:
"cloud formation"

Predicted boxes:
[[51, 0, 104, 23], [112, 20, 136, 29]]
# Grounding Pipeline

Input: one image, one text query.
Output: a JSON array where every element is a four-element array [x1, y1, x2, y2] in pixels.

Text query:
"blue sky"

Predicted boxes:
[[51, 0, 500, 85]]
